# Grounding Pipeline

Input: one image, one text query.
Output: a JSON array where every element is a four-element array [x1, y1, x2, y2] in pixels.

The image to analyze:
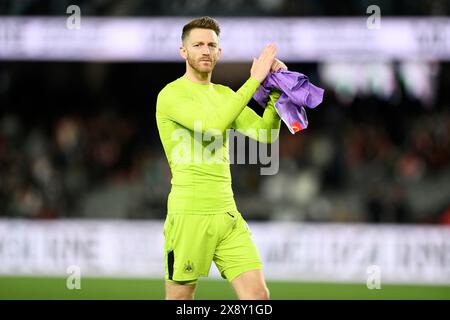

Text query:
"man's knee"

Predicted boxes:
[[239, 285, 270, 300], [249, 286, 270, 300], [166, 291, 195, 300], [165, 281, 196, 300], [231, 269, 270, 300]]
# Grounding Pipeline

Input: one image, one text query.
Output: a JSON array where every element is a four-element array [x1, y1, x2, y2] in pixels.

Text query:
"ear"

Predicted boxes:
[[179, 46, 187, 60]]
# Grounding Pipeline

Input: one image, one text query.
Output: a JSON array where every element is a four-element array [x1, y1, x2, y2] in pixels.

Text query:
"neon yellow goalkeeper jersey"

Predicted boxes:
[[156, 76, 280, 215]]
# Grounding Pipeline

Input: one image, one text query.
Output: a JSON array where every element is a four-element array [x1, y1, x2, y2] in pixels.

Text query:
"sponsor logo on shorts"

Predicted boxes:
[[184, 260, 194, 273]]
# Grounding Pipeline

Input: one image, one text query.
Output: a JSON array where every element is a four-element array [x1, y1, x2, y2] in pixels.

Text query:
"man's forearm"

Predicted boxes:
[[233, 90, 281, 143]]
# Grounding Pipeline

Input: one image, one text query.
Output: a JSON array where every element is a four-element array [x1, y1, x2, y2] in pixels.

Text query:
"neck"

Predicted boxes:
[[184, 65, 211, 85]]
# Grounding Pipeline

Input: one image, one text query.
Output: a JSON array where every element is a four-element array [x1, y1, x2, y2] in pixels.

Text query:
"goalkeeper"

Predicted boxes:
[[156, 16, 287, 300]]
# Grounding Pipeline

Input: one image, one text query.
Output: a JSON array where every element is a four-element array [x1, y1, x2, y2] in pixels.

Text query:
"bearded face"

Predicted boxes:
[[186, 49, 217, 73], [181, 28, 221, 74]]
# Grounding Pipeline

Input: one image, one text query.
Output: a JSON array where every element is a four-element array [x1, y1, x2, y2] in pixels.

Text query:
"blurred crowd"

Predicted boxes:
[[1, 56, 449, 223], [1, 102, 449, 223], [0, 112, 171, 219], [255, 108, 450, 223]]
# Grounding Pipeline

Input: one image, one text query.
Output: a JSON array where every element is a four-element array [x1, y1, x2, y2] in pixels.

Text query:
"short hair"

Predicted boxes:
[[181, 16, 221, 43]]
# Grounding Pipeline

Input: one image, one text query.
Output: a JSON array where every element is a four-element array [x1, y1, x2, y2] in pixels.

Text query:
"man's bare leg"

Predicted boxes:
[[165, 281, 197, 300], [231, 269, 270, 300]]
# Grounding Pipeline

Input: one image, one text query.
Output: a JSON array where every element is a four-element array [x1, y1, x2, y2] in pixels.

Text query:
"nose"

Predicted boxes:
[[201, 45, 211, 56]]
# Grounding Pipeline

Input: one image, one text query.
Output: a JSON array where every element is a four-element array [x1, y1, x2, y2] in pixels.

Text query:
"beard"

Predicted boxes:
[[186, 53, 217, 74]]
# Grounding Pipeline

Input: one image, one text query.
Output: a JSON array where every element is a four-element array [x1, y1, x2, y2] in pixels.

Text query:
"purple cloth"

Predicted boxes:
[[253, 70, 324, 134]]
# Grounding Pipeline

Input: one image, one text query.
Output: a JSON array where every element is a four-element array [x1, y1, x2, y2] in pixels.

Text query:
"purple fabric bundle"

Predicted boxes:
[[253, 70, 324, 134]]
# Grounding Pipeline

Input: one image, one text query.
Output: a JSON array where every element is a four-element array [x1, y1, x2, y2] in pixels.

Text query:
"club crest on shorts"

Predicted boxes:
[[184, 260, 194, 273]]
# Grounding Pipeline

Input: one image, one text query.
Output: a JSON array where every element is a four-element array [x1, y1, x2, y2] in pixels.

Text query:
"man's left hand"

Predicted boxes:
[[270, 58, 288, 72]]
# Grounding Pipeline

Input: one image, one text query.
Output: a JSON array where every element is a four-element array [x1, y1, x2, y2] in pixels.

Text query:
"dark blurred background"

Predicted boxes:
[[1, 0, 450, 224], [1, 0, 449, 16]]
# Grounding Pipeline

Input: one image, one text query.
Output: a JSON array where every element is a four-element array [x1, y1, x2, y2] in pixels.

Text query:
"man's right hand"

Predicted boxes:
[[250, 44, 277, 84]]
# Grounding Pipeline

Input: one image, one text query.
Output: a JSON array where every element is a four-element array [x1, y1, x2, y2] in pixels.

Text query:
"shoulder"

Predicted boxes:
[[156, 80, 185, 116], [157, 79, 183, 100], [213, 83, 235, 95]]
